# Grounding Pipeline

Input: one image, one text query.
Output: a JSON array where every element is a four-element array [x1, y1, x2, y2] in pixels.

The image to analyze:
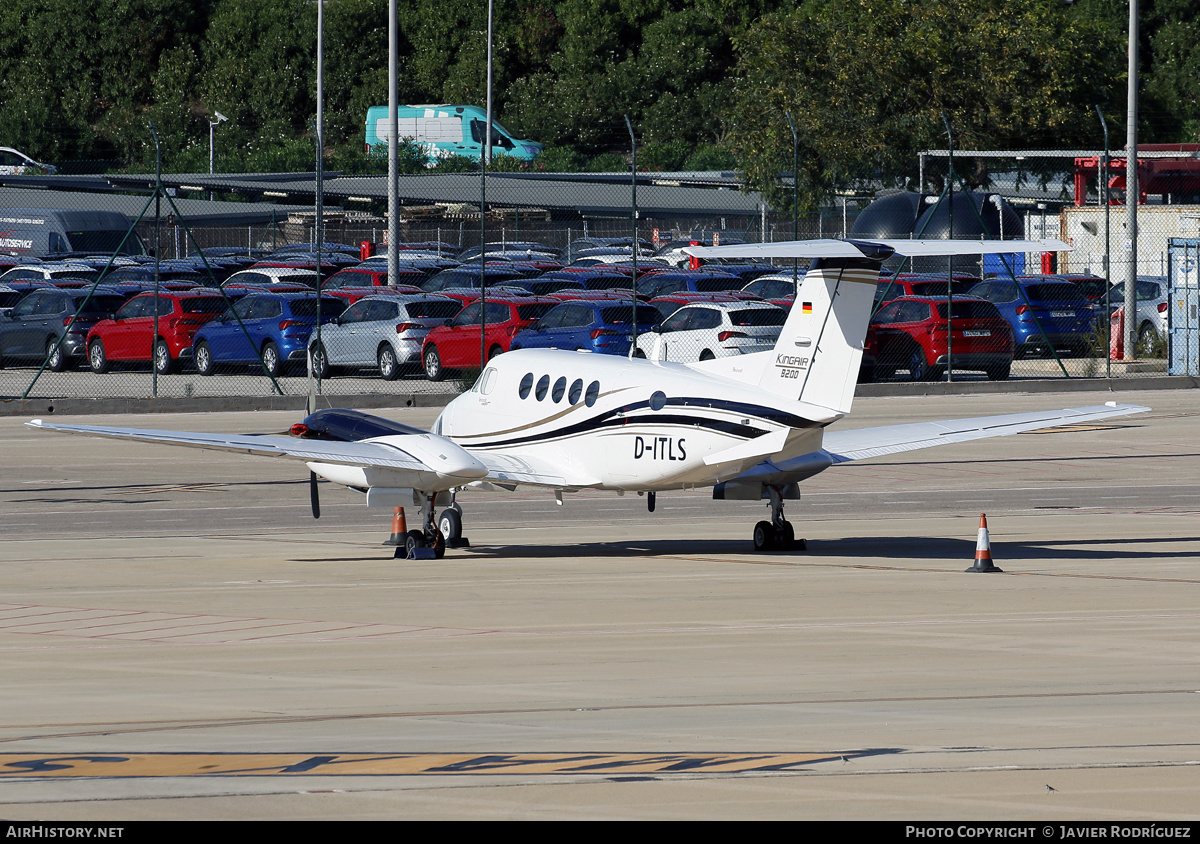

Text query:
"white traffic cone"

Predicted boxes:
[[966, 513, 1002, 573]]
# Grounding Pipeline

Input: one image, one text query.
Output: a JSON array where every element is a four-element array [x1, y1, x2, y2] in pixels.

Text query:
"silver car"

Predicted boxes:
[[309, 294, 460, 379]]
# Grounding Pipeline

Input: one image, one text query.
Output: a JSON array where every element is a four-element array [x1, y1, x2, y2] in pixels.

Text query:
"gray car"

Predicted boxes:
[[0, 289, 126, 370], [310, 295, 461, 379]]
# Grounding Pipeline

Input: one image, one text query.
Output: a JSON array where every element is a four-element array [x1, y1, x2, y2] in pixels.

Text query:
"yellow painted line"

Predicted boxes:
[[0, 752, 846, 777]]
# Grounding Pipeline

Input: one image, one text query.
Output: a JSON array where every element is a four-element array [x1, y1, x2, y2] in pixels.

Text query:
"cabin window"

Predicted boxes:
[[535, 374, 550, 401], [551, 376, 567, 403], [568, 378, 583, 404], [584, 380, 600, 407], [518, 372, 534, 399], [649, 391, 667, 411]]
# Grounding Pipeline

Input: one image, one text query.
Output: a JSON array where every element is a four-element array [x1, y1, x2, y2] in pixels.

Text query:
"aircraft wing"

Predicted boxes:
[[725, 402, 1150, 486], [24, 417, 489, 487], [819, 402, 1150, 464]]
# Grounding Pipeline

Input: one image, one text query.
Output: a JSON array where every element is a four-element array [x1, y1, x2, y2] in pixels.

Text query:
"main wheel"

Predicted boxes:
[[154, 339, 176, 374], [403, 529, 426, 559], [908, 346, 936, 381], [753, 520, 775, 552], [261, 341, 282, 377], [46, 338, 67, 372], [88, 338, 109, 374], [423, 345, 444, 381], [378, 345, 400, 380], [194, 341, 215, 376], [1136, 323, 1159, 356], [438, 508, 463, 542], [310, 343, 332, 378]]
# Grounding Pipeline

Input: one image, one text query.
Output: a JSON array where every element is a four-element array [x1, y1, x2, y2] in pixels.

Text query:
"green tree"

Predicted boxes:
[[730, 0, 1126, 211]]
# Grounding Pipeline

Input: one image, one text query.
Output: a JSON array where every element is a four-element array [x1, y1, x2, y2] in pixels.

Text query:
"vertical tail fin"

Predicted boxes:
[[757, 258, 882, 415]]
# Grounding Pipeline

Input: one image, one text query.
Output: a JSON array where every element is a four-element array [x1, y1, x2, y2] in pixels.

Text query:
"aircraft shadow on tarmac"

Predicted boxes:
[[296, 534, 1200, 564]]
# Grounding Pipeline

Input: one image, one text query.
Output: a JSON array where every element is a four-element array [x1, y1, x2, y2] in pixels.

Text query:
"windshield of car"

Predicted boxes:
[[183, 298, 228, 314], [729, 308, 787, 327], [1023, 283, 1088, 305], [288, 298, 346, 317], [517, 304, 557, 321], [407, 301, 460, 319], [600, 306, 661, 325], [693, 277, 745, 292], [935, 301, 1004, 320], [75, 295, 127, 317]]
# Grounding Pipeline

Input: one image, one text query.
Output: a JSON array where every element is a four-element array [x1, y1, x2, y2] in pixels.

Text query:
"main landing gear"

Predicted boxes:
[[385, 495, 468, 559], [753, 486, 806, 552]]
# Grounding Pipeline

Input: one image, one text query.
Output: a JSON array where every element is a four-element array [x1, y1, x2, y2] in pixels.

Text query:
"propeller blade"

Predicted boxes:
[[310, 471, 321, 519]]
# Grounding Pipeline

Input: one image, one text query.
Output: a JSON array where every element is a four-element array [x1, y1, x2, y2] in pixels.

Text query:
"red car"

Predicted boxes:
[[421, 295, 559, 381], [86, 291, 227, 374], [869, 295, 1014, 381]]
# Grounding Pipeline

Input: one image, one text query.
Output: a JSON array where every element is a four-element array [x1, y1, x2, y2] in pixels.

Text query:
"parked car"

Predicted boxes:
[[310, 295, 461, 380], [85, 291, 227, 374], [0, 289, 126, 370], [966, 278, 1095, 358], [633, 301, 788, 361], [869, 296, 1014, 381], [636, 270, 753, 299], [1106, 276, 1168, 353], [0, 147, 57, 175], [192, 293, 345, 376], [221, 267, 319, 289], [421, 296, 559, 380], [511, 301, 662, 357]]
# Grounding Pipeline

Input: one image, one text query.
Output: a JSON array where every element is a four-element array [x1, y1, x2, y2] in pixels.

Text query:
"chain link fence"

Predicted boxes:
[[4, 152, 1195, 405]]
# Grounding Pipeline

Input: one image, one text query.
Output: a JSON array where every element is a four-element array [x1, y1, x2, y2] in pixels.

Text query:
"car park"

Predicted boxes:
[[0, 289, 126, 370], [192, 293, 345, 376], [86, 291, 227, 374], [869, 296, 1014, 381], [633, 301, 788, 361], [309, 295, 461, 380], [510, 301, 661, 357], [966, 278, 1095, 358], [421, 295, 559, 380]]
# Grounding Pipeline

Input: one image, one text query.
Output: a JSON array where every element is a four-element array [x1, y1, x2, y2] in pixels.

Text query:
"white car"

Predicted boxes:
[[634, 300, 788, 362], [221, 267, 319, 289], [310, 294, 461, 379], [0, 147, 57, 175]]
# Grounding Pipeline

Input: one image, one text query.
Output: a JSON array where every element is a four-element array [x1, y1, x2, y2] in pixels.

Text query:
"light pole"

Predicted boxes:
[[208, 112, 228, 175]]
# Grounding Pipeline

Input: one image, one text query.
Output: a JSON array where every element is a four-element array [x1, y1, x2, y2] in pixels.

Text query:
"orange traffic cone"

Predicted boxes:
[[383, 507, 408, 547], [966, 513, 1002, 573]]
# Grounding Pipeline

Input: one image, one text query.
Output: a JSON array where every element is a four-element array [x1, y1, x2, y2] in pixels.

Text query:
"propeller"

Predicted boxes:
[[309, 471, 321, 519]]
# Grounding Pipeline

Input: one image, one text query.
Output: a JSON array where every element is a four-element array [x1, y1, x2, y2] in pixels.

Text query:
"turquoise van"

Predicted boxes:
[[364, 104, 543, 164]]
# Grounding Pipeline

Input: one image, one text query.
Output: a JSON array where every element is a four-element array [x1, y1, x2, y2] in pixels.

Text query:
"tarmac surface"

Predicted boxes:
[[1, 387, 1198, 820]]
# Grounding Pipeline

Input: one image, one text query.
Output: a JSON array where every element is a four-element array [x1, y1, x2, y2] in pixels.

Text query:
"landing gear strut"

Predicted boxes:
[[753, 486, 805, 552]]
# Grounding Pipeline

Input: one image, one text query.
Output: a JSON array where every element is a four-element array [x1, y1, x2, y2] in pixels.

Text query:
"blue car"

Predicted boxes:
[[511, 301, 662, 356], [966, 279, 1095, 358], [192, 293, 344, 376]]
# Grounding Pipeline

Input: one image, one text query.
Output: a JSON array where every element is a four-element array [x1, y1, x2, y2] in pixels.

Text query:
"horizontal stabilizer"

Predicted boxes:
[[684, 238, 1070, 261]]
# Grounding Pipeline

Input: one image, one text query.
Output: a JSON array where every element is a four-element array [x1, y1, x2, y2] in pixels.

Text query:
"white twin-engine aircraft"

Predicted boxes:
[[29, 238, 1148, 556]]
